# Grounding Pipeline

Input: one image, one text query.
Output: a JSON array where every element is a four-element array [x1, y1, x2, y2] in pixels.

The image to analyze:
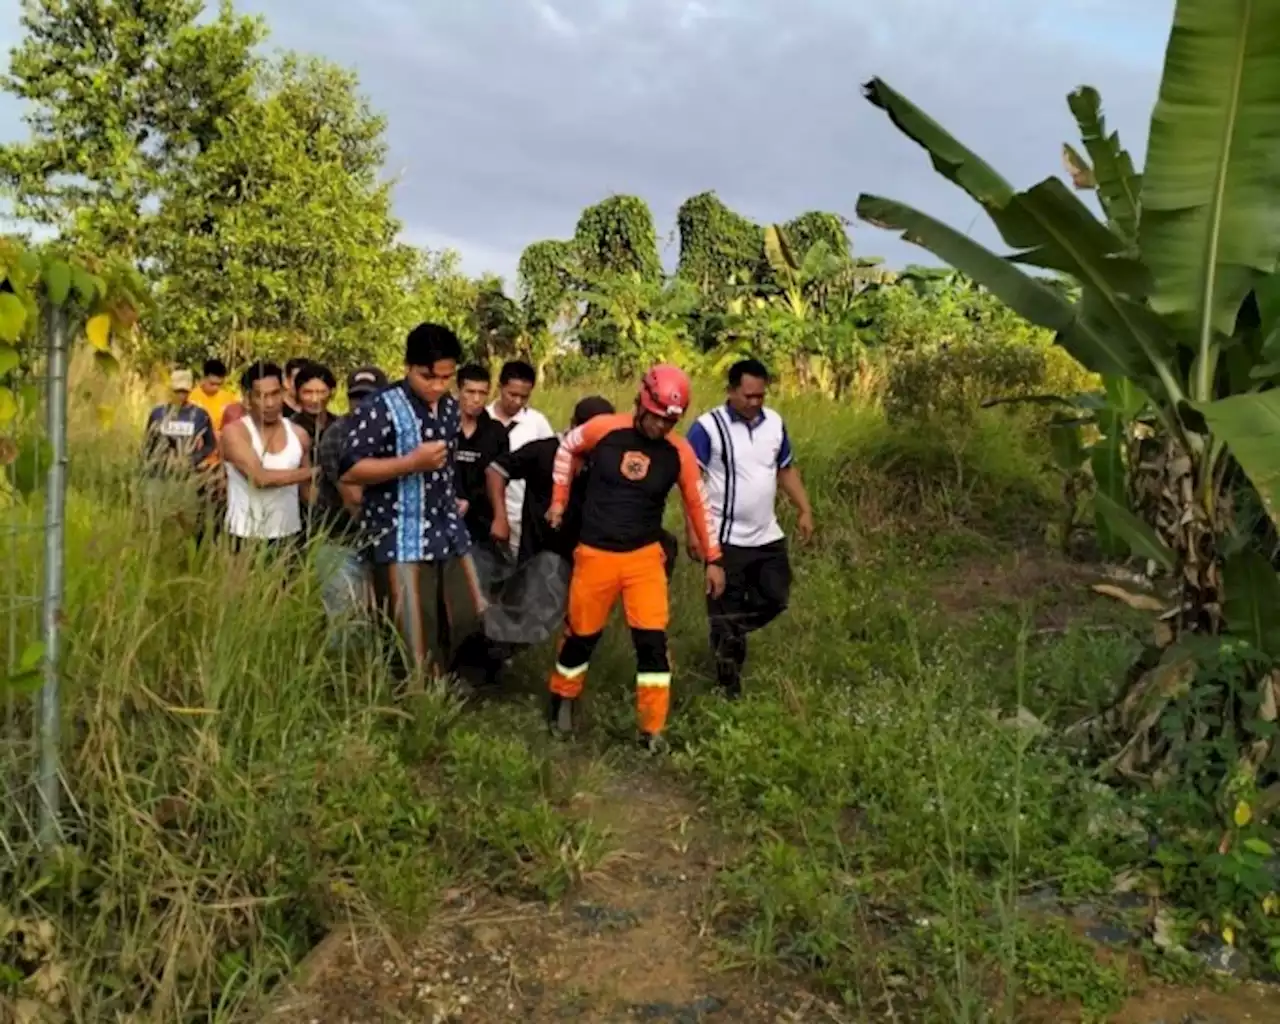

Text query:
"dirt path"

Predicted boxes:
[[264, 765, 847, 1024]]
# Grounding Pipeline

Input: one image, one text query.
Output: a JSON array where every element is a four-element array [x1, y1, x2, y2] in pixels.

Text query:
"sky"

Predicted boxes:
[[0, 0, 1174, 284]]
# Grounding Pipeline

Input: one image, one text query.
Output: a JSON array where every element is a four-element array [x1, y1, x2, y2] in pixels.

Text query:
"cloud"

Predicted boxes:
[[0, 0, 1173, 282]]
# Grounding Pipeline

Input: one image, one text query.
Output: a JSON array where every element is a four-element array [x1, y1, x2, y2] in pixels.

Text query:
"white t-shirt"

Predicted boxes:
[[687, 405, 793, 548], [486, 402, 554, 554]]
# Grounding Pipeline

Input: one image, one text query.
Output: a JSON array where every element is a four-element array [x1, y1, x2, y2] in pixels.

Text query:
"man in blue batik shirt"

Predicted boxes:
[[339, 323, 486, 681]]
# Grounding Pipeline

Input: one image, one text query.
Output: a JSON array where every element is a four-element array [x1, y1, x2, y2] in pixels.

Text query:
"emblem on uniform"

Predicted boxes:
[[621, 451, 650, 481]]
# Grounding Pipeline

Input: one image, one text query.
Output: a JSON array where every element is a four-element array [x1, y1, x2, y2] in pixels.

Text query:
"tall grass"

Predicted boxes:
[[2, 358, 1142, 1021]]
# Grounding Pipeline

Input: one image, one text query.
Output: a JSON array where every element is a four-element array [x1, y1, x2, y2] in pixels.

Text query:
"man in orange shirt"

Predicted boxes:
[[546, 364, 724, 751], [189, 359, 236, 437]]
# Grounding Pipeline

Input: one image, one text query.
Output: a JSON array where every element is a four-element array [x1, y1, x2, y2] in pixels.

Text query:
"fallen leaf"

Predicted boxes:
[[1091, 583, 1167, 612]]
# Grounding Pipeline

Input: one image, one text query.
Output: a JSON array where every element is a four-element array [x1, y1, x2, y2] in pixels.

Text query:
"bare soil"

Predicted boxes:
[[263, 767, 848, 1024]]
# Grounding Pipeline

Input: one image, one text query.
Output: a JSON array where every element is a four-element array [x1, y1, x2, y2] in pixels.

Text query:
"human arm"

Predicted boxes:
[[486, 442, 532, 544], [673, 437, 725, 597], [683, 421, 713, 560], [221, 421, 314, 489], [337, 396, 446, 486], [548, 413, 629, 527], [776, 425, 814, 543], [193, 409, 217, 469], [297, 431, 315, 503], [318, 419, 364, 516]]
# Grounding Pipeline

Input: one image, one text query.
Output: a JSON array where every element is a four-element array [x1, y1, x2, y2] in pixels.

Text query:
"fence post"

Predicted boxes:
[[37, 302, 68, 847]]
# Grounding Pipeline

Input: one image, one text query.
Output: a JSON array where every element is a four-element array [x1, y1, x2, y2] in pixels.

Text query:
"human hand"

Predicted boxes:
[[796, 509, 815, 544], [705, 563, 726, 599], [685, 528, 704, 562], [546, 504, 564, 530], [409, 440, 448, 472], [490, 516, 511, 545]]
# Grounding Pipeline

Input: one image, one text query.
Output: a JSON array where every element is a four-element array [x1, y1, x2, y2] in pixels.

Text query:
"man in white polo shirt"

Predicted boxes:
[[686, 358, 814, 698], [486, 359, 554, 559]]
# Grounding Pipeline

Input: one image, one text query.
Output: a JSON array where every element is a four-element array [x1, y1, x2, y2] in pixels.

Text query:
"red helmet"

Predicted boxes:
[[638, 364, 691, 420]]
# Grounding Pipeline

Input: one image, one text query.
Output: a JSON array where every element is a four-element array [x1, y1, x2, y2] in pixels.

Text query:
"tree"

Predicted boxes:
[[0, 0, 264, 257], [856, 0, 1280, 789], [146, 55, 414, 367]]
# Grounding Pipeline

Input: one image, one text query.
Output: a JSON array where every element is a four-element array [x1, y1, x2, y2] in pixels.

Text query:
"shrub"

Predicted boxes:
[[884, 339, 1096, 426]]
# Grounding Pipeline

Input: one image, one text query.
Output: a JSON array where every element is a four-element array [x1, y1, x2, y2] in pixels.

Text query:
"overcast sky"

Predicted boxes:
[[0, 0, 1173, 284]]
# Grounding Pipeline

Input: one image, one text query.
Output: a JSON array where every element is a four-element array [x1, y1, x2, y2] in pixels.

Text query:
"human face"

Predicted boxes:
[[248, 376, 285, 424], [496, 377, 533, 419], [458, 378, 490, 419], [636, 407, 678, 441], [201, 375, 224, 397], [171, 388, 191, 406], [728, 373, 767, 421], [298, 377, 332, 417], [406, 359, 457, 407]]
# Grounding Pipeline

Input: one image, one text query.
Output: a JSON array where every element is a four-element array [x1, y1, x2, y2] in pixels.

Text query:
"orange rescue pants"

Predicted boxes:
[[548, 542, 672, 736]]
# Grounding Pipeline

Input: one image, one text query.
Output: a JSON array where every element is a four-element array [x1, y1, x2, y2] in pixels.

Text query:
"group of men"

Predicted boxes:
[[141, 322, 813, 747]]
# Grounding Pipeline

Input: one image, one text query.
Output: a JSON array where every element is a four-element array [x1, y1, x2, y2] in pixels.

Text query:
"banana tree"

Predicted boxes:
[[856, 0, 1280, 785]]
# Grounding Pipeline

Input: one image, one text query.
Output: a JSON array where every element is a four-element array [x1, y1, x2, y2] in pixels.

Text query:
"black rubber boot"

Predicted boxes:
[[638, 731, 669, 755], [547, 694, 576, 738]]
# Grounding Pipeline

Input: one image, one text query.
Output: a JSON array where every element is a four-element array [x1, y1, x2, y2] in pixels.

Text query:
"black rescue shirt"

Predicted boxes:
[[454, 410, 509, 541], [551, 413, 721, 561]]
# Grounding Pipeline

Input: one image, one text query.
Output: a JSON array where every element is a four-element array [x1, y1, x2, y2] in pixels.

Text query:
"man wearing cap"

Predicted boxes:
[[142, 369, 216, 474], [313, 365, 389, 641]]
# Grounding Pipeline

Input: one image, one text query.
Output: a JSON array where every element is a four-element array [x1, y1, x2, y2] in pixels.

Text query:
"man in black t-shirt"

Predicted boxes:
[[454, 364, 510, 547], [487, 395, 614, 562]]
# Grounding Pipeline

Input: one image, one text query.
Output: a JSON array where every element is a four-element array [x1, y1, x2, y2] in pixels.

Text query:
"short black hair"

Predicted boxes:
[[203, 358, 228, 378], [728, 358, 770, 388], [572, 395, 614, 428], [284, 357, 310, 378], [405, 323, 462, 369], [294, 362, 336, 392], [241, 361, 284, 393], [498, 360, 537, 387], [457, 363, 491, 387]]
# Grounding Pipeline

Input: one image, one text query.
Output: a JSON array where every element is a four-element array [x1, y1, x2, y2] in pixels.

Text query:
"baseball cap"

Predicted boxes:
[[347, 366, 389, 399], [170, 369, 194, 391]]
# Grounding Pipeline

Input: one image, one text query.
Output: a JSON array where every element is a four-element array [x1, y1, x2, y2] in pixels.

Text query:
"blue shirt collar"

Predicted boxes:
[[724, 401, 765, 428]]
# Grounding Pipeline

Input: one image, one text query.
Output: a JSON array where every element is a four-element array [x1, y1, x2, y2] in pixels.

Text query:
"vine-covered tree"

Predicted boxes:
[[517, 239, 577, 329], [572, 196, 661, 283]]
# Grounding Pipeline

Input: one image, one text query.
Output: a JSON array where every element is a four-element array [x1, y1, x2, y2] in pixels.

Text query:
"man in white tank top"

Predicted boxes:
[[220, 361, 316, 552]]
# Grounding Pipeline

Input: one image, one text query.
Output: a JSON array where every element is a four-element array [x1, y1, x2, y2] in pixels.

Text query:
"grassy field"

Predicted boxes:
[[2, 370, 1277, 1022]]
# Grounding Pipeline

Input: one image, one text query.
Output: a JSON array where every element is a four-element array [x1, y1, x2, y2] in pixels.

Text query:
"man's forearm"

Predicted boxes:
[[342, 455, 411, 487], [778, 467, 811, 514], [485, 469, 509, 526], [243, 465, 313, 489]]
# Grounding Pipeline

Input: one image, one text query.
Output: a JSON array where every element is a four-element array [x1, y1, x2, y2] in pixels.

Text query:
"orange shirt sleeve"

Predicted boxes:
[[673, 436, 722, 564], [550, 413, 631, 508]]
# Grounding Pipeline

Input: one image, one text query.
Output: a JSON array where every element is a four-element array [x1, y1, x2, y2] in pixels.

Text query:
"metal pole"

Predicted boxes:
[[37, 302, 68, 847]]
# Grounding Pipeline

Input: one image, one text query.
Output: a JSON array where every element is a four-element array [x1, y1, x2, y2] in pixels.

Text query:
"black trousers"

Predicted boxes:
[[707, 539, 791, 694]]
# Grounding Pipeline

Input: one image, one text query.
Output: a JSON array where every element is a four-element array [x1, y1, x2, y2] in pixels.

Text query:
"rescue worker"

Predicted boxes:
[[545, 364, 724, 751]]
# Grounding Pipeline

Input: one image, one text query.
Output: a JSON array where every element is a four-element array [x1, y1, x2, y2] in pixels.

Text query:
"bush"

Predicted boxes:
[[884, 339, 1096, 425]]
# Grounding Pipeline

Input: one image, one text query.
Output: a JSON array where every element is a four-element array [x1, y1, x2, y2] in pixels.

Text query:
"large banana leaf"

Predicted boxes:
[[1067, 86, 1142, 245], [855, 196, 1072, 330], [1003, 177, 1150, 295], [1139, 0, 1280, 350], [862, 79, 1015, 212], [1198, 389, 1280, 530], [857, 194, 1162, 387]]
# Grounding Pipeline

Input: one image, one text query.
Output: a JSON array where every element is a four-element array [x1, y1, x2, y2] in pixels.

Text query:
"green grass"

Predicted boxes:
[[0, 373, 1245, 1022]]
